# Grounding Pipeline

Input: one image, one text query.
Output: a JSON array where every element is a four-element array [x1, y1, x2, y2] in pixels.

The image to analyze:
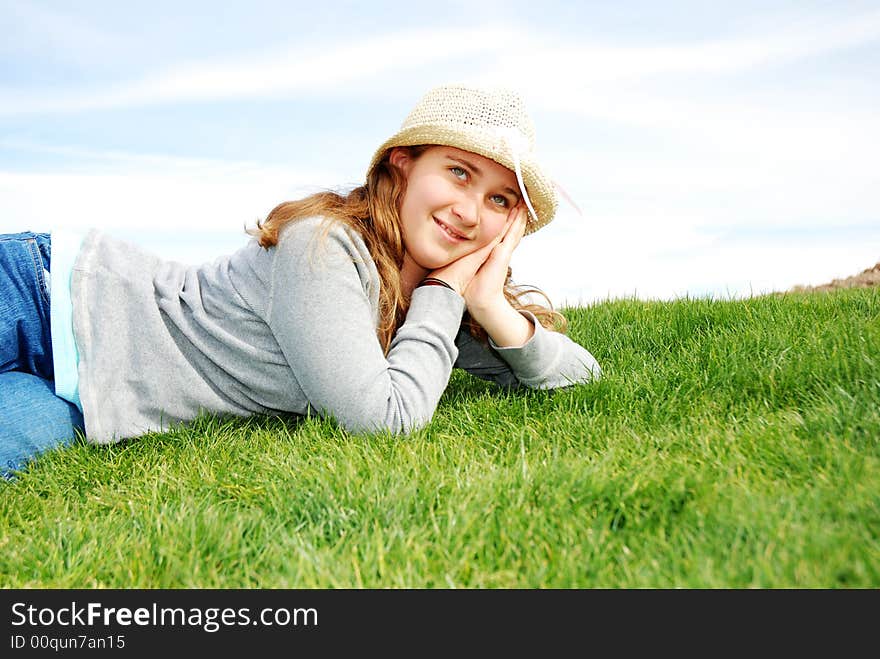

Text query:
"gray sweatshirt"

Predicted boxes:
[[71, 216, 600, 444]]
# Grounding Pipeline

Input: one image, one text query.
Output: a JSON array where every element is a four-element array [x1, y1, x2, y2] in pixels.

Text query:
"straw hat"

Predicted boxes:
[[366, 84, 558, 234]]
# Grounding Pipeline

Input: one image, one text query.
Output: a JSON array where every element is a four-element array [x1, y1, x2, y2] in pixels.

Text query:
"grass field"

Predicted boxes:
[[1, 288, 877, 588]]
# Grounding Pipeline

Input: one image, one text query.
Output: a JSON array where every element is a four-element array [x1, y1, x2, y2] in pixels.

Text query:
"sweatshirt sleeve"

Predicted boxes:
[[266, 218, 465, 435], [454, 310, 601, 389]]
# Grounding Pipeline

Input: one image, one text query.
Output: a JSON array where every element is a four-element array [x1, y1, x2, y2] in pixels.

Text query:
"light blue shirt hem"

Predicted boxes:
[[49, 229, 84, 412]]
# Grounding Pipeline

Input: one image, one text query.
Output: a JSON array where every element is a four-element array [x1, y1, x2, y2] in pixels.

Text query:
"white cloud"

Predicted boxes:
[[8, 7, 877, 115], [477, 8, 880, 88], [515, 211, 880, 307], [1, 0, 129, 66], [0, 153, 340, 243], [1, 26, 517, 115]]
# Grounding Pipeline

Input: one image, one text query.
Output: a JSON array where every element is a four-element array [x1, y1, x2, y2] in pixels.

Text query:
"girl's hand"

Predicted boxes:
[[427, 204, 524, 301], [428, 205, 533, 348], [461, 205, 527, 313]]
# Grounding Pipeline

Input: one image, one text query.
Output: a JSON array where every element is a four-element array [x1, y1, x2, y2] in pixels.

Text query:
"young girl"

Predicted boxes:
[[0, 84, 601, 479]]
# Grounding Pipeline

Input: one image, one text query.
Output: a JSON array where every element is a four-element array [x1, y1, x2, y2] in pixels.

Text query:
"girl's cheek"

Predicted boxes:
[[486, 216, 507, 241]]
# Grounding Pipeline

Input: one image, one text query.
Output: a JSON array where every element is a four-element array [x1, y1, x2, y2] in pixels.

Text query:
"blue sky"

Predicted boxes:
[[2, 0, 878, 306]]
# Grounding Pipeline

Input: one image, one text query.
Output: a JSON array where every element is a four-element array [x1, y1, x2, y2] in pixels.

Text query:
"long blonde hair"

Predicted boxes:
[[250, 146, 568, 354]]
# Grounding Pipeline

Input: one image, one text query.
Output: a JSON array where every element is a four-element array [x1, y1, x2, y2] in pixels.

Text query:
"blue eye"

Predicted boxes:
[[490, 194, 509, 208], [450, 166, 467, 180]]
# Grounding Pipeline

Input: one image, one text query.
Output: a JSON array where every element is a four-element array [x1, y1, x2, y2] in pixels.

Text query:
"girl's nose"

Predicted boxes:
[[452, 195, 479, 227]]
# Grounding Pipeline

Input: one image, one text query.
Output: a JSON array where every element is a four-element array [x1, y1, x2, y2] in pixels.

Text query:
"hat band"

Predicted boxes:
[[490, 126, 539, 225]]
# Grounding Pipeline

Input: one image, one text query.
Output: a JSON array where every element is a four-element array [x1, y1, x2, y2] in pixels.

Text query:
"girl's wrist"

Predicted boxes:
[[464, 293, 509, 318], [467, 298, 534, 348]]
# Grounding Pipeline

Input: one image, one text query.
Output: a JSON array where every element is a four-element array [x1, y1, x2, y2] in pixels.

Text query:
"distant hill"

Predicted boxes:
[[790, 262, 880, 292]]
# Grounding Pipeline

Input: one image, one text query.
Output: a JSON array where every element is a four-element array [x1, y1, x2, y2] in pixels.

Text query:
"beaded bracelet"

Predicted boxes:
[[417, 277, 455, 291]]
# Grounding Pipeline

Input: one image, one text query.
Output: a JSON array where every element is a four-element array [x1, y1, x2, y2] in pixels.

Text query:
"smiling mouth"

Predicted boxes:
[[434, 217, 469, 241]]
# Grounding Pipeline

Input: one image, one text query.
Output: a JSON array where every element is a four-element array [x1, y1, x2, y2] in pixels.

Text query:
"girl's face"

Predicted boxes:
[[391, 145, 521, 273]]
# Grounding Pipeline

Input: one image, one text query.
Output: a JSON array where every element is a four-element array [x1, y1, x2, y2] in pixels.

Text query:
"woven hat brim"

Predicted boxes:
[[367, 127, 558, 235]]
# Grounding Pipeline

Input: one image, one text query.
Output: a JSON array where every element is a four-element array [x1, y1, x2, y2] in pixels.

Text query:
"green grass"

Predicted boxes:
[[2, 288, 878, 588]]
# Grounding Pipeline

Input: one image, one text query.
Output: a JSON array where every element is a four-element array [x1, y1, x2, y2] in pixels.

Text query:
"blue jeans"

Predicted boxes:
[[1, 232, 83, 479]]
